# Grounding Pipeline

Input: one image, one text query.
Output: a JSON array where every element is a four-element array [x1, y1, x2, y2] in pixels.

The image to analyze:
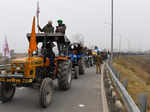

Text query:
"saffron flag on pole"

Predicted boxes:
[[28, 16, 37, 56], [1, 36, 10, 58]]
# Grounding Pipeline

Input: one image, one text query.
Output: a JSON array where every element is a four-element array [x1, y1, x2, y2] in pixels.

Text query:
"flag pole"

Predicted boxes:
[[37, 1, 40, 33], [37, 15, 39, 33]]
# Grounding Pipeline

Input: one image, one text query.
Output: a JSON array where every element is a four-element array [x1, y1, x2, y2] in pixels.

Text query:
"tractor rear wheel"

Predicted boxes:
[[74, 66, 79, 79], [40, 78, 53, 108], [58, 60, 72, 90], [0, 83, 16, 102]]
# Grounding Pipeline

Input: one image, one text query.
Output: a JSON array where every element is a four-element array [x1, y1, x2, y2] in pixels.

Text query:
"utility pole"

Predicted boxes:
[[119, 35, 122, 57], [111, 0, 114, 59]]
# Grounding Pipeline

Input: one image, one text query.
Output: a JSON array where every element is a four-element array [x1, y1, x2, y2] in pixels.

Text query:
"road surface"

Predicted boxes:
[[0, 67, 102, 112]]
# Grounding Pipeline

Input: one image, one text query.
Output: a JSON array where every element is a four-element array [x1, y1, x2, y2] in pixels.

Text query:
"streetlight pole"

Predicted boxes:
[[119, 35, 122, 57], [111, 0, 114, 59]]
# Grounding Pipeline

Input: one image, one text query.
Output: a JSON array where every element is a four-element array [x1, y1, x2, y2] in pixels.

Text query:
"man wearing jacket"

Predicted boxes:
[[55, 19, 66, 34], [96, 52, 102, 74], [38, 20, 54, 33]]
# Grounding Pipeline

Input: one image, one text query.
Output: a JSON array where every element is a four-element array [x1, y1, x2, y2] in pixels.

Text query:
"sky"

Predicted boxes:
[[0, 0, 150, 52]]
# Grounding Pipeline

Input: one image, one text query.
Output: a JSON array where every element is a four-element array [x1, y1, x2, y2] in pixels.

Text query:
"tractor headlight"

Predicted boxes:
[[73, 55, 77, 58], [1, 70, 6, 75], [16, 67, 21, 70]]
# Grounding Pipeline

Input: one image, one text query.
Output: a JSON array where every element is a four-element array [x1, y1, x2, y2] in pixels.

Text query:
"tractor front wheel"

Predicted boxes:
[[79, 59, 86, 75], [0, 83, 16, 102], [74, 66, 79, 79], [39, 78, 53, 108]]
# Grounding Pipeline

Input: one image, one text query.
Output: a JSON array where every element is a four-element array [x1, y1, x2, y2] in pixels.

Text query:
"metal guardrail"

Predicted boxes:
[[106, 63, 140, 112]]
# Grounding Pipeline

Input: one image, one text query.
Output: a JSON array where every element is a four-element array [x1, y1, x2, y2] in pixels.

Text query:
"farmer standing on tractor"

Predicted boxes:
[[55, 19, 67, 55], [56, 19, 66, 34], [38, 20, 54, 33]]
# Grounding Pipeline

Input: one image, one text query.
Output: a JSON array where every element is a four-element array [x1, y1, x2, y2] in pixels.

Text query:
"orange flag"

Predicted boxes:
[[28, 16, 37, 56]]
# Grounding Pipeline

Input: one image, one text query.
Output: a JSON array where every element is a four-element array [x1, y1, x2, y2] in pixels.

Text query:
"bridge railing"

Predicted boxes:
[[106, 62, 141, 112]]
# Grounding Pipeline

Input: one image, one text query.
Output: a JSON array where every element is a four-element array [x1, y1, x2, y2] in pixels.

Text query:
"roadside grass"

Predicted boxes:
[[113, 56, 150, 111]]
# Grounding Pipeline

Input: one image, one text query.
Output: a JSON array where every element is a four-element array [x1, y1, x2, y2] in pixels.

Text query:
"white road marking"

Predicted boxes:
[[18, 87, 24, 90], [78, 104, 85, 108]]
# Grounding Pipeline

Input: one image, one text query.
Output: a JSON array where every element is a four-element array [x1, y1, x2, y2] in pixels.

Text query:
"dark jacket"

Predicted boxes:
[[39, 24, 54, 33], [56, 24, 66, 34]]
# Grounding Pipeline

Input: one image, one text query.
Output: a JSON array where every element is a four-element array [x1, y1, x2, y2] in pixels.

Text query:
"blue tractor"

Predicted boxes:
[[69, 43, 86, 79]]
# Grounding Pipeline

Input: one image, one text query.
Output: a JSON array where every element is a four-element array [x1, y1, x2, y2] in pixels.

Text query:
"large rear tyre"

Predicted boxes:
[[74, 66, 79, 79], [0, 83, 16, 102], [40, 78, 53, 108], [58, 60, 72, 90]]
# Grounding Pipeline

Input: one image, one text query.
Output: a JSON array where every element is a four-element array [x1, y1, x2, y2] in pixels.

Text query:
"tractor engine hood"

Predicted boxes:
[[11, 57, 43, 64]]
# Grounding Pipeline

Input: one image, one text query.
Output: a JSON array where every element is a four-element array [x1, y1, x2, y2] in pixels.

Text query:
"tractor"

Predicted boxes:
[[69, 43, 86, 79], [0, 33, 72, 108], [85, 49, 94, 68]]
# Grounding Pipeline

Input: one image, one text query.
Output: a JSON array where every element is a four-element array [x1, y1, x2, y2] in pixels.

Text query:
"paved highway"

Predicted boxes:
[[0, 67, 102, 112]]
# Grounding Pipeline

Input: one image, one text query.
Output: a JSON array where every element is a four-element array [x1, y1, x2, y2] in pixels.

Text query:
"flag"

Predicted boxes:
[[28, 16, 37, 56], [1, 36, 10, 58], [36, 1, 40, 17]]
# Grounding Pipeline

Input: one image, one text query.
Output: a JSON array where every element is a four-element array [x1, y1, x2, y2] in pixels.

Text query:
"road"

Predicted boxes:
[[0, 67, 102, 112]]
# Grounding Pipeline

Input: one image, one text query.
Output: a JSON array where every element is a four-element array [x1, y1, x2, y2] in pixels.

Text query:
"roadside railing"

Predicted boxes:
[[106, 61, 141, 112]]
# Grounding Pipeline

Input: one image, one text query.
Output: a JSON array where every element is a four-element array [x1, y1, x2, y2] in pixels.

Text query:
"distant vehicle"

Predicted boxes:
[[69, 43, 86, 79]]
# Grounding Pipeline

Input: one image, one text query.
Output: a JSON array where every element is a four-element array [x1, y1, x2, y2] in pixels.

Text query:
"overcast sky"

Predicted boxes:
[[0, 0, 150, 52]]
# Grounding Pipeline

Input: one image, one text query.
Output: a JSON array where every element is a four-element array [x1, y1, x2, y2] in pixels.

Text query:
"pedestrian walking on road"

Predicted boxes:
[[96, 54, 102, 74]]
